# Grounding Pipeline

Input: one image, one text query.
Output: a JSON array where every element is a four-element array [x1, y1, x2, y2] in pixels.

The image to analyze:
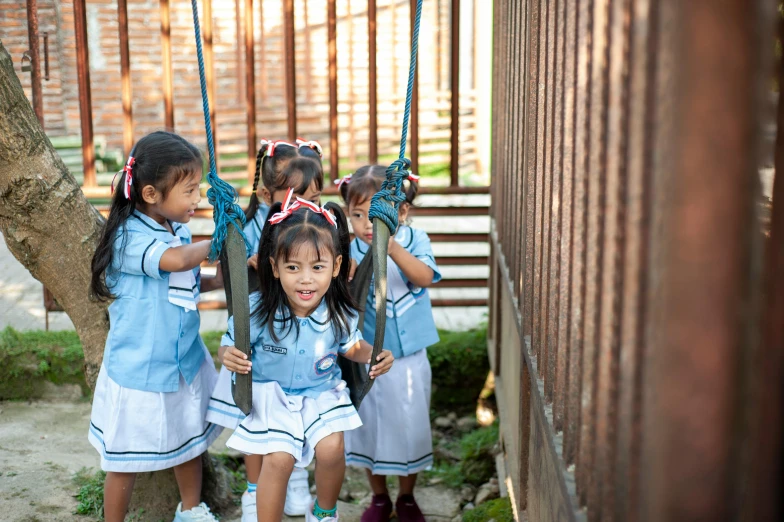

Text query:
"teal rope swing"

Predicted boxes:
[[342, 0, 424, 407], [190, 0, 253, 415]]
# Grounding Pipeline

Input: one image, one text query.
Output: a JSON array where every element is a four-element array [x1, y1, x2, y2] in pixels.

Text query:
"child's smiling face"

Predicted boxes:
[[270, 240, 342, 317]]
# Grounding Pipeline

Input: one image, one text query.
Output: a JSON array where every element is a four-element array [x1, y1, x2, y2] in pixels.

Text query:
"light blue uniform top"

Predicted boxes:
[[221, 293, 363, 398], [350, 226, 441, 359], [244, 203, 270, 257], [103, 210, 206, 393]]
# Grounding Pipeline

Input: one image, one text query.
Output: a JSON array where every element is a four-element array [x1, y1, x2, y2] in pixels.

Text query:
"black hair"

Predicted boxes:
[[338, 164, 419, 208], [255, 200, 356, 343], [245, 141, 324, 222], [90, 131, 202, 300]]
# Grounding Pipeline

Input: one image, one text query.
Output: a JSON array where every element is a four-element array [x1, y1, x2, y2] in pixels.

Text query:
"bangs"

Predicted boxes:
[[160, 158, 202, 197], [275, 222, 336, 263], [274, 157, 325, 193], [347, 174, 383, 207]]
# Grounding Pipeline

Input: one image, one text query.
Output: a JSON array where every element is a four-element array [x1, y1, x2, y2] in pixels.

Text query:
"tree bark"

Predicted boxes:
[[0, 41, 107, 387]]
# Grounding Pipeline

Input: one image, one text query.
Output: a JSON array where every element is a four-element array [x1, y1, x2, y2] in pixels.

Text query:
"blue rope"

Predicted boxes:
[[368, 0, 423, 233], [190, 0, 248, 262]]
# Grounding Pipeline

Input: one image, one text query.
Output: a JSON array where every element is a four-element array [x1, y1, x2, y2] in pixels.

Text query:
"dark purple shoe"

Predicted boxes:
[[361, 494, 393, 522], [395, 494, 425, 522]]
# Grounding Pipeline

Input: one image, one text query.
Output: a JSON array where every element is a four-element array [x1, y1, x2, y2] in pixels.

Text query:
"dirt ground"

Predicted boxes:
[[0, 398, 461, 522]]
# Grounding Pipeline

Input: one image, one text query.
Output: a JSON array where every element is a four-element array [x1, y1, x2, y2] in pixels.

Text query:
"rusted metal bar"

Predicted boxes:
[[328, 0, 338, 182], [593, 0, 632, 518], [160, 0, 174, 130], [450, 0, 460, 186], [512, 0, 526, 306], [522, 0, 541, 338], [554, 0, 576, 434], [532, 0, 547, 366], [614, 1, 656, 518], [539, 0, 555, 384], [503, 0, 515, 300], [578, 0, 610, 511], [203, 0, 219, 172], [368, 0, 378, 163], [409, 0, 419, 173], [564, 0, 593, 469], [245, 0, 257, 182], [284, 0, 297, 141], [72, 0, 95, 187], [26, 0, 43, 125], [545, 0, 564, 404], [42, 31, 48, 81], [117, 0, 133, 156], [640, 0, 762, 519], [347, 0, 357, 167]]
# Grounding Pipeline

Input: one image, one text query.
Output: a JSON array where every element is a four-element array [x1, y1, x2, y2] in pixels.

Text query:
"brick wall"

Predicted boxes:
[[0, 0, 477, 174]]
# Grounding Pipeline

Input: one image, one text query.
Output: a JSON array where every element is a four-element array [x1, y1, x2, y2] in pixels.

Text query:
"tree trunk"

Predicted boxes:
[[0, 42, 236, 518], [0, 41, 107, 386]]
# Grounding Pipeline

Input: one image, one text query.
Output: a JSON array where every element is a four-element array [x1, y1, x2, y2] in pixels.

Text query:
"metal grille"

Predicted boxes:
[[489, 0, 784, 520]]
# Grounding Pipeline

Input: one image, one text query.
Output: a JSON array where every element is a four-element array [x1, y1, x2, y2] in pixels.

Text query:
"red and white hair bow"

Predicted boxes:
[[112, 156, 136, 199], [296, 137, 323, 157], [407, 171, 420, 182], [335, 173, 352, 189], [268, 188, 337, 228]]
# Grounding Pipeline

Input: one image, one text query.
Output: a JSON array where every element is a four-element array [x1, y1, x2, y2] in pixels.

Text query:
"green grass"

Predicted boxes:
[[72, 467, 105, 519]]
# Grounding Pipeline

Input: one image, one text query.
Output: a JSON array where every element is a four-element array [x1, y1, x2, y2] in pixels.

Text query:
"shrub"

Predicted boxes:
[[460, 421, 499, 485], [427, 326, 489, 416], [463, 497, 514, 522]]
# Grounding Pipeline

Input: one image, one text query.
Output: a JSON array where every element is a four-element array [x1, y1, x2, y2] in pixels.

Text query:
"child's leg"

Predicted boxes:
[[246, 454, 263, 487], [366, 470, 389, 495], [313, 432, 346, 511], [398, 474, 417, 495], [256, 452, 295, 522], [173, 455, 203, 510], [104, 471, 136, 522]]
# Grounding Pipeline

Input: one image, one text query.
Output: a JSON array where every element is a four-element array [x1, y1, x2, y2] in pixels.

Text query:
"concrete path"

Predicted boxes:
[[0, 399, 461, 521]]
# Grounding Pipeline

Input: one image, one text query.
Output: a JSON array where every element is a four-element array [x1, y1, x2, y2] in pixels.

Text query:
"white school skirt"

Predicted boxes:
[[344, 349, 433, 476], [226, 380, 362, 467], [88, 355, 221, 473], [205, 365, 246, 430]]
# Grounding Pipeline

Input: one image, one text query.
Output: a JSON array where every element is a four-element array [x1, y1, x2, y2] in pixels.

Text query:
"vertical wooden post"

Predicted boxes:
[[450, 0, 460, 185], [328, 0, 338, 182], [368, 0, 378, 164], [117, 0, 133, 156], [284, 0, 297, 141], [245, 0, 257, 182], [26, 0, 43, 125], [409, 0, 419, 172], [160, 0, 174, 130], [72, 0, 95, 187]]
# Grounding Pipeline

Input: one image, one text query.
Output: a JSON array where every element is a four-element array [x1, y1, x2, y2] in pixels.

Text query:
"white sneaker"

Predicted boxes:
[[284, 467, 312, 516], [305, 502, 340, 522], [172, 502, 218, 522], [241, 490, 257, 522]]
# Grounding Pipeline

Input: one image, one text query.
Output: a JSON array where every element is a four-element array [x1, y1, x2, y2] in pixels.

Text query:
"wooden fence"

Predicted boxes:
[[488, 0, 784, 520]]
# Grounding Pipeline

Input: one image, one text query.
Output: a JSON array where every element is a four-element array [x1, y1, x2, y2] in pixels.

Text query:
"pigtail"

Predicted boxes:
[[322, 202, 356, 341], [245, 142, 269, 222]]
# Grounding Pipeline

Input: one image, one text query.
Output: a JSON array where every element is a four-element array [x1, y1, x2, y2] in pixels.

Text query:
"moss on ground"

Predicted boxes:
[[0, 328, 89, 400], [463, 497, 514, 522]]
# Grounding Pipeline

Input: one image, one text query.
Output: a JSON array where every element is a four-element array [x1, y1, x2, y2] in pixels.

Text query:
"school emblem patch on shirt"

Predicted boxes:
[[314, 354, 337, 375]]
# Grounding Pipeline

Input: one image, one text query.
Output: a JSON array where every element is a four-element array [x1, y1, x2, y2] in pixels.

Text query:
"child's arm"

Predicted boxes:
[[342, 340, 394, 379], [160, 240, 211, 273], [388, 239, 435, 288], [219, 345, 252, 374]]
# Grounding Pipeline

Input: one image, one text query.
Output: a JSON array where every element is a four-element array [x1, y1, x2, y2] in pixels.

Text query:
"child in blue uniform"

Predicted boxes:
[[219, 191, 394, 522], [207, 139, 324, 521], [338, 166, 441, 522], [89, 131, 223, 522]]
